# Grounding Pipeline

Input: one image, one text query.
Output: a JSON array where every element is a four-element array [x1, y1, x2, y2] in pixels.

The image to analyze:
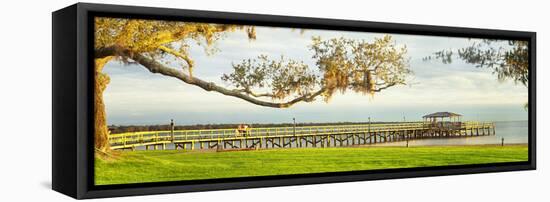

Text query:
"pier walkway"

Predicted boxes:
[[109, 121, 496, 151]]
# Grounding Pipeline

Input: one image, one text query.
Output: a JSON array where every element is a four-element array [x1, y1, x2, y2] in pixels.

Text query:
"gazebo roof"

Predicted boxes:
[[422, 112, 462, 118]]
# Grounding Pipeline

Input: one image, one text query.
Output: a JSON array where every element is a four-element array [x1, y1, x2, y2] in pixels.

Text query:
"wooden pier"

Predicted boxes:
[[109, 121, 496, 151]]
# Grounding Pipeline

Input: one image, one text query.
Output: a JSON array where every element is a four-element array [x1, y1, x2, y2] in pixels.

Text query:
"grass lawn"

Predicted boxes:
[[95, 144, 528, 185]]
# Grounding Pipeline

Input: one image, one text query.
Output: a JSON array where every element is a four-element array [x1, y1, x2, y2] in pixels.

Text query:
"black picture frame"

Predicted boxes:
[[52, 2, 536, 199]]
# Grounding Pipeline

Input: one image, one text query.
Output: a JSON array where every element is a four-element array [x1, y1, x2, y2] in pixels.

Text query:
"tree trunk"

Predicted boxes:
[[95, 57, 112, 152]]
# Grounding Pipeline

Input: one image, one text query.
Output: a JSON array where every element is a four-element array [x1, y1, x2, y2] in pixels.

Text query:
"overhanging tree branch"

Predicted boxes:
[[235, 89, 275, 98], [95, 45, 127, 59], [126, 52, 326, 108]]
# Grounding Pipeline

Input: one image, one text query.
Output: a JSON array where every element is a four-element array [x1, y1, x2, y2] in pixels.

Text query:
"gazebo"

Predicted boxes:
[[422, 112, 463, 129]]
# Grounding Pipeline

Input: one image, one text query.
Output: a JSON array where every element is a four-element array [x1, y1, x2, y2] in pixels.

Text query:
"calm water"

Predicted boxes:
[[377, 120, 528, 146]]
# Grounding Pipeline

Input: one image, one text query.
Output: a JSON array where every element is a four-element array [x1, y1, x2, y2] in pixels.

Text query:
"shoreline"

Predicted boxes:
[[118, 143, 528, 153], [354, 143, 528, 148]]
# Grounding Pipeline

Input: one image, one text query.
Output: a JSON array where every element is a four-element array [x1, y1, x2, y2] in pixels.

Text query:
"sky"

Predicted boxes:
[[101, 24, 528, 125]]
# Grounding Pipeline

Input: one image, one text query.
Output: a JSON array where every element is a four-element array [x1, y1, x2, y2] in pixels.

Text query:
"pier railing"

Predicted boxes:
[[109, 121, 495, 150]]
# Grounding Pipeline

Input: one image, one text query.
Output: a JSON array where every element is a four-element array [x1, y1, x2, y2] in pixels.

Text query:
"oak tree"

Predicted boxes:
[[94, 18, 411, 152]]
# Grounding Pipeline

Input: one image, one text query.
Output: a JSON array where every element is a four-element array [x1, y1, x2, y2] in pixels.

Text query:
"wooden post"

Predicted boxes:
[[260, 138, 263, 148], [501, 137, 504, 146], [369, 133, 372, 144], [289, 137, 292, 148], [170, 119, 175, 143]]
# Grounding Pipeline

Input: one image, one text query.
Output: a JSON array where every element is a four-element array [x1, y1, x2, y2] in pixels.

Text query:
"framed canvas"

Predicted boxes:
[[52, 3, 536, 199]]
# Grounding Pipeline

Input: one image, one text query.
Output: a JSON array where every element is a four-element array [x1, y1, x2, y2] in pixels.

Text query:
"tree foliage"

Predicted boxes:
[[424, 39, 528, 87], [95, 18, 256, 76], [221, 55, 318, 100], [222, 35, 411, 104], [311, 36, 410, 100]]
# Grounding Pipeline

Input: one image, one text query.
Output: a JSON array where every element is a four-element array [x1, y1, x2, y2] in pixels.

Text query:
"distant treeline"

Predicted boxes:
[[108, 121, 411, 134]]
